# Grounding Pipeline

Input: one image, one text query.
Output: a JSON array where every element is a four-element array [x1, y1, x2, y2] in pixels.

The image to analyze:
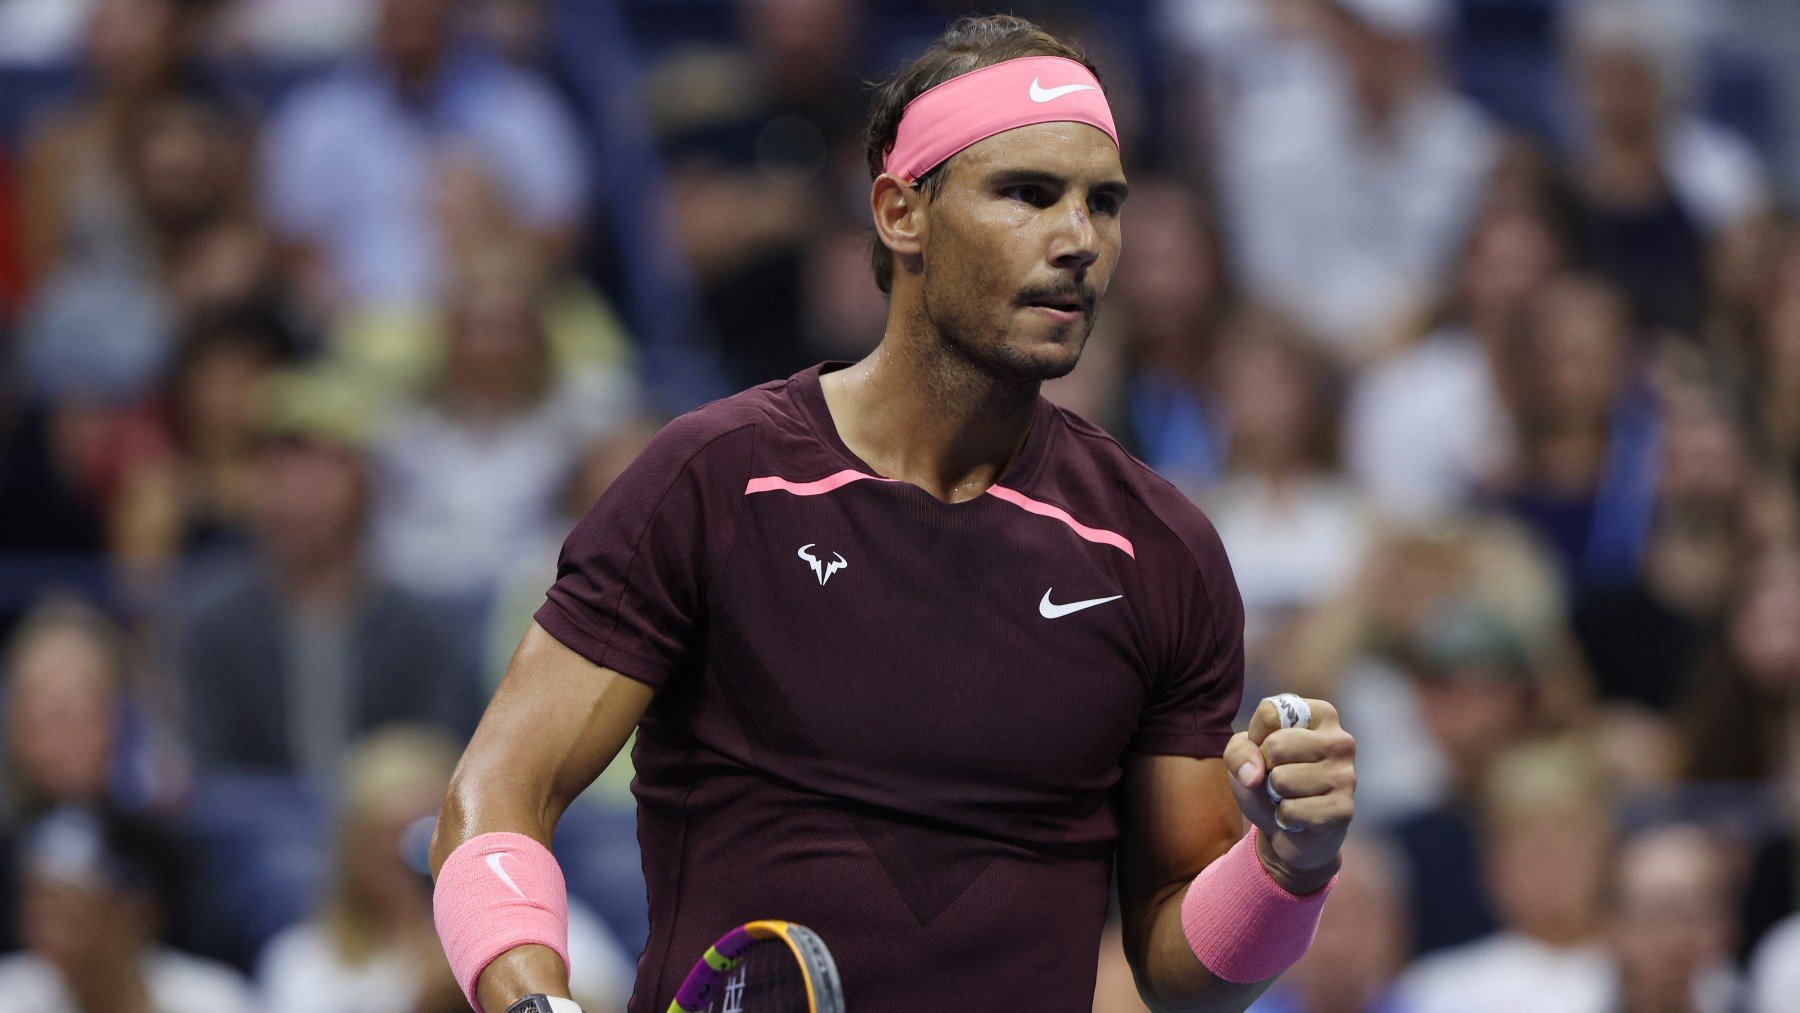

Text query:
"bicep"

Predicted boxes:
[[431, 621, 654, 868], [1115, 754, 1243, 990]]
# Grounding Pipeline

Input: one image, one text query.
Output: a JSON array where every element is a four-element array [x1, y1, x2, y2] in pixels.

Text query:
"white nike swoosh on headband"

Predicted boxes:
[[1029, 77, 1096, 103]]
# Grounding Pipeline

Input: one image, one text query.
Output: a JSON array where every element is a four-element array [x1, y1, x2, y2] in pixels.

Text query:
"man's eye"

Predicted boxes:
[[1004, 185, 1049, 206], [1090, 194, 1120, 216]]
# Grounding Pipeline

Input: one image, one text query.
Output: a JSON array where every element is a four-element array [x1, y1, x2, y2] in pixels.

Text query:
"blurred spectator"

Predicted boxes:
[[1749, 906, 1800, 1013], [0, 0, 99, 65], [368, 246, 639, 602], [2, 598, 178, 829], [1563, 2, 1769, 333], [1347, 181, 1572, 522], [1576, 370, 1749, 709], [1204, 310, 1370, 660], [261, 0, 588, 318], [647, 0, 867, 387], [1283, 516, 1579, 824], [16, 0, 210, 282], [176, 391, 482, 780], [1248, 833, 1414, 1013], [1112, 176, 1239, 495], [1677, 547, 1800, 783], [1162, 0, 1499, 358], [20, 88, 263, 403], [324, 152, 633, 394], [1689, 545, 1800, 960], [1388, 604, 1543, 957], [104, 306, 297, 575], [1396, 738, 1615, 1013], [1728, 221, 1800, 489], [1487, 274, 1659, 590], [1603, 825, 1742, 1013], [256, 725, 632, 1011], [0, 379, 106, 556], [0, 806, 250, 1012], [216, 0, 377, 61]]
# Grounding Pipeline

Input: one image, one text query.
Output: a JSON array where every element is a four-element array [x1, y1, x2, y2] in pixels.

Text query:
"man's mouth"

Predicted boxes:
[[1018, 291, 1091, 320]]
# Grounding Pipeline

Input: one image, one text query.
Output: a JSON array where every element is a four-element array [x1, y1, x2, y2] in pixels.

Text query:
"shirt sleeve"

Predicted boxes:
[[534, 412, 753, 688], [1126, 504, 1246, 759]]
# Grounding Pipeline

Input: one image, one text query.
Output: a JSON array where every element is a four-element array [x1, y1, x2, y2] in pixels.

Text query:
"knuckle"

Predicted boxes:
[[1267, 766, 1290, 795]]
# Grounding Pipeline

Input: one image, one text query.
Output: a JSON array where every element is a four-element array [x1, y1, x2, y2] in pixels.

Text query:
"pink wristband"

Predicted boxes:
[[1179, 827, 1334, 984], [433, 832, 572, 1011]]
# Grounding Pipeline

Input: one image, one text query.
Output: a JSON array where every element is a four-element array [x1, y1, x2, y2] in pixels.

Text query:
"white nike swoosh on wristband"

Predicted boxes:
[[1040, 589, 1123, 618], [1029, 77, 1096, 103], [487, 852, 528, 899]]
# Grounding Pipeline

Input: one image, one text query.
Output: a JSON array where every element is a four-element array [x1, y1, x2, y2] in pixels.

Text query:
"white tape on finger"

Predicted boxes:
[[1267, 693, 1311, 732], [1263, 693, 1312, 830]]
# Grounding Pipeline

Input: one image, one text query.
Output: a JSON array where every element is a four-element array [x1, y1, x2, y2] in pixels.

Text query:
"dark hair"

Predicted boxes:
[[863, 15, 1100, 295]]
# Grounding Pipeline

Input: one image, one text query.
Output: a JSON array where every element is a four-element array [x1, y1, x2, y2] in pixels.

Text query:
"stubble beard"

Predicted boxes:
[[919, 270, 1094, 390]]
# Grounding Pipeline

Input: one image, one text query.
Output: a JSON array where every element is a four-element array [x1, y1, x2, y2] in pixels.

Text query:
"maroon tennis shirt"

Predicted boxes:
[[535, 363, 1244, 1011]]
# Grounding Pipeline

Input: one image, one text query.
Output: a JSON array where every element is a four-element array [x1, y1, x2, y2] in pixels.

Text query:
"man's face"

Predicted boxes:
[[915, 122, 1126, 383]]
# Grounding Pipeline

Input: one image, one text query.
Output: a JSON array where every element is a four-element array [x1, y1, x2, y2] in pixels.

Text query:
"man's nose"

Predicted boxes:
[[1049, 198, 1100, 272]]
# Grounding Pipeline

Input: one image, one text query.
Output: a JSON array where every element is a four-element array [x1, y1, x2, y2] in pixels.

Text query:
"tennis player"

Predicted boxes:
[[431, 14, 1356, 1013]]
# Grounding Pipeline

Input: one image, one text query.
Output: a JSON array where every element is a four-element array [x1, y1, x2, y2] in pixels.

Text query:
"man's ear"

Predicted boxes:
[[871, 173, 925, 266]]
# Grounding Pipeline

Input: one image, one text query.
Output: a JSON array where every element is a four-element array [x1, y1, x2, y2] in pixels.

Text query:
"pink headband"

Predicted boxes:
[[883, 56, 1118, 184]]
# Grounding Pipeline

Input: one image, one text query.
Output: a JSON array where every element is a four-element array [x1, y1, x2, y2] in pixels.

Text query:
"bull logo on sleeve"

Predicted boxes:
[[796, 544, 848, 585]]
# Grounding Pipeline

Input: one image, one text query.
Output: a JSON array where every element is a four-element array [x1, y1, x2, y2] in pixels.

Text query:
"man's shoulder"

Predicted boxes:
[[1042, 403, 1228, 569], [649, 374, 816, 468]]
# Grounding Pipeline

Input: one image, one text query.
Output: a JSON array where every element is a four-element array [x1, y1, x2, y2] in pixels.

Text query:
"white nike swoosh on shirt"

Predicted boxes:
[[1040, 589, 1123, 618], [487, 852, 528, 900], [1029, 77, 1096, 103]]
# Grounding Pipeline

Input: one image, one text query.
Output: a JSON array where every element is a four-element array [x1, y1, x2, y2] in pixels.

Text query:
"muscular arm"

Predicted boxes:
[[428, 621, 655, 1012], [1116, 755, 1266, 1013], [1119, 702, 1355, 1012]]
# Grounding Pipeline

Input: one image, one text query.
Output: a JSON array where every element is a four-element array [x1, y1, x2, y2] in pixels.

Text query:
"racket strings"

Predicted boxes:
[[705, 939, 811, 1013]]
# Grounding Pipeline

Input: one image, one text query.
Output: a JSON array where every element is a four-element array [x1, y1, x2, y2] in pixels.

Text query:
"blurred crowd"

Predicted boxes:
[[1, 0, 1799, 1010]]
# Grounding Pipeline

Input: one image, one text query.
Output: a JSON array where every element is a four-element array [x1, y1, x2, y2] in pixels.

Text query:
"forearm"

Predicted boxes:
[[1130, 833, 1338, 1013], [1130, 886, 1275, 1013], [429, 630, 654, 1013], [470, 946, 571, 1013], [431, 773, 575, 1012]]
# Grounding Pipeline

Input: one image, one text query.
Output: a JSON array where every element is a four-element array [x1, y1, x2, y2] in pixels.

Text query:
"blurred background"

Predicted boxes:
[[1, 0, 1799, 1009]]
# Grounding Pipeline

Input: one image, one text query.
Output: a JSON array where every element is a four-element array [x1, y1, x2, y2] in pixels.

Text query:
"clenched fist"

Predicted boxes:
[[1223, 695, 1357, 894]]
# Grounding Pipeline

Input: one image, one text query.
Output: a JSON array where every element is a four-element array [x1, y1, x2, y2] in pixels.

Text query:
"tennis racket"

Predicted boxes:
[[666, 920, 844, 1013]]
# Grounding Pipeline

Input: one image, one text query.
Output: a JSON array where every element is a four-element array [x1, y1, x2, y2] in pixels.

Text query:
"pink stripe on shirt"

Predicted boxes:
[[745, 469, 894, 496], [745, 471, 1134, 558], [986, 485, 1135, 558]]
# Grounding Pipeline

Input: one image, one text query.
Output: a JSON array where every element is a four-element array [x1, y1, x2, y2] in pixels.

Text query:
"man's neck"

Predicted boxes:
[[821, 322, 1040, 504]]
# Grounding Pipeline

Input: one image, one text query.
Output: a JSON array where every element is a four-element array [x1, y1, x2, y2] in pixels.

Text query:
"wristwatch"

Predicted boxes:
[[504, 996, 585, 1013]]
